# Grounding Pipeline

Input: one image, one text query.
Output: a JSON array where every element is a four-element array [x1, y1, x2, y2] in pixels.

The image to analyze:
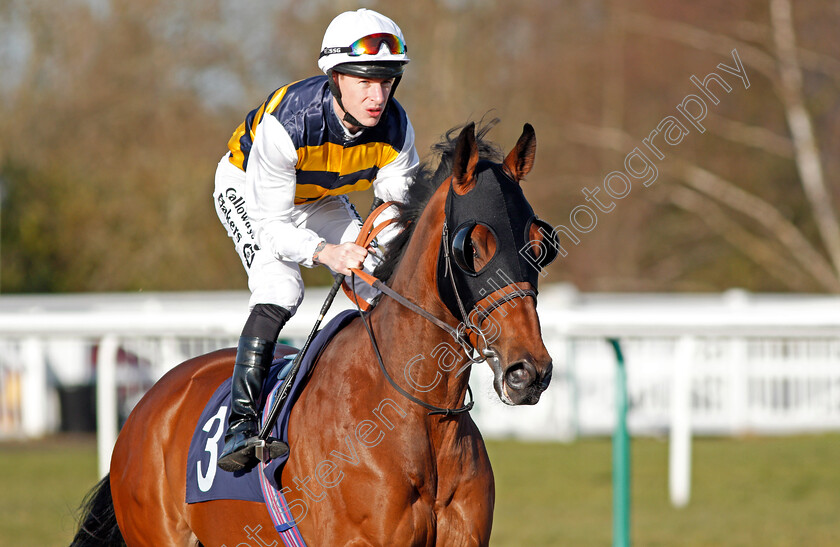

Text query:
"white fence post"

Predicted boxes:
[[669, 335, 694, 507], [97, 335, 119, 478], [21, 337, 48, 437], [729, 337, 748, 434]]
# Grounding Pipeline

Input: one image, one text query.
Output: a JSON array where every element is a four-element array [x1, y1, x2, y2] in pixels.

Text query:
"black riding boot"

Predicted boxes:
[[219, 337, 296, 472], [217, 336, 277, 472], [218, 304, 291, 472]]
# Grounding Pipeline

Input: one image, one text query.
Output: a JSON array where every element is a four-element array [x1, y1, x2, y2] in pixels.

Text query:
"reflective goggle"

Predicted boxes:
[[452, 222, 498, 275], [320, 33, 407, 58], [525, 217, 560, 269]]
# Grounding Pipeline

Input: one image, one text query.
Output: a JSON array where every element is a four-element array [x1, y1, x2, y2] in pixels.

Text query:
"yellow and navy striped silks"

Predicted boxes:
[[227, 76, 410, 205]]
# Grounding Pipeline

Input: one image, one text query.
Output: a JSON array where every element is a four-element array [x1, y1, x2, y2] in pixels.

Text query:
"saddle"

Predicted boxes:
[[185, 309, 360, 504]]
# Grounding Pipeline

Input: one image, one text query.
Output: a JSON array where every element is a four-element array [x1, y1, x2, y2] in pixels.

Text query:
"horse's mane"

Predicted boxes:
[[373, 118, 504, 284]]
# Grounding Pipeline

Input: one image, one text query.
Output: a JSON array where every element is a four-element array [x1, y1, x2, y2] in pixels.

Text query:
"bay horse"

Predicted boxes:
[[73, 121, 557, 546]]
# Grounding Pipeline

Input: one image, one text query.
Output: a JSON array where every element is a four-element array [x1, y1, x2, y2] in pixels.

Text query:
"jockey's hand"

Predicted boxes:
[[315, 242, 368, 276]]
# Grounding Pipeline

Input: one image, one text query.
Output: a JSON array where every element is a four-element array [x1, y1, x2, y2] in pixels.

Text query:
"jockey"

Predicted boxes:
[[213, 8, 419, 472]]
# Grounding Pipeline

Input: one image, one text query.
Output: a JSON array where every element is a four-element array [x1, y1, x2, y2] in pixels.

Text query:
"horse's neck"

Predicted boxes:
[[370, 298, 472, 411], [367, 185, 472, 413]]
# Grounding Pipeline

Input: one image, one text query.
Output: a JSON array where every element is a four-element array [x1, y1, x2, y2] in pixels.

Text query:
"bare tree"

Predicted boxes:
[[562, 2, 840, 292]]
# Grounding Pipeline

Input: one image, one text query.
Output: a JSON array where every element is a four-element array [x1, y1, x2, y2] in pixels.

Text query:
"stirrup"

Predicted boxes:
[[255, 437, 290, 463], [218, 434, 288, 472]]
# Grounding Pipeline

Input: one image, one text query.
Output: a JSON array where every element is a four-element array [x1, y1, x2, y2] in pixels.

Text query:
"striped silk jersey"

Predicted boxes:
[[227, 75, 413, 205]]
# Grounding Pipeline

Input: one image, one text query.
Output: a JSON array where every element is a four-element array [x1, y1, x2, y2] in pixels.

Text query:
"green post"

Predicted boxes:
[[608, 338, 630, 547]]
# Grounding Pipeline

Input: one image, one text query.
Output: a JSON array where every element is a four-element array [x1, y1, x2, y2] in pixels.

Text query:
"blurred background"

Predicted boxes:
[[1, 0, 839, 545], [2, 0, 838, 293]]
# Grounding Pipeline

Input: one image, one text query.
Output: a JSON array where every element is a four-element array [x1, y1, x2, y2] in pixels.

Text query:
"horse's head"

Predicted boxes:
[[435, 122, 557, 405]]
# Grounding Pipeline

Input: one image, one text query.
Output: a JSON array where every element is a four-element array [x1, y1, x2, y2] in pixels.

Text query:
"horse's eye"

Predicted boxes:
[[452, 222, 497, 274]]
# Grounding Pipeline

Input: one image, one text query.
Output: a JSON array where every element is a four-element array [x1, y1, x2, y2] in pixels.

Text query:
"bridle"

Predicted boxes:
[[439, 221, 537, 358], [347, 196, 537, 417]]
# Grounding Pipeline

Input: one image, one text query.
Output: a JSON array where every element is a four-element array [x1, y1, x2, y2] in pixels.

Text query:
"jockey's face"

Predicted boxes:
[[333, 73, 394, 131]]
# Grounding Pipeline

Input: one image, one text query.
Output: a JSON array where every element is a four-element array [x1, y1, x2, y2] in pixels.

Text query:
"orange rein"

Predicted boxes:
[[341, 200, 399, 311]]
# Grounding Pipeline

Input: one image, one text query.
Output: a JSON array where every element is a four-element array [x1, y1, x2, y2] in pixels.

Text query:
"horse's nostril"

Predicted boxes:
[[505, 361, 536, 390]]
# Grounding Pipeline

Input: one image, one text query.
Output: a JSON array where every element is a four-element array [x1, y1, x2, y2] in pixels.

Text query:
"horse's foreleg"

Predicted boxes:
[[433, 479, 495, 547], [433, 420, 495, 546]]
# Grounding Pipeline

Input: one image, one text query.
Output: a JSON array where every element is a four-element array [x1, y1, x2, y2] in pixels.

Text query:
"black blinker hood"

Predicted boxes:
[[436, 160, 541, 322]]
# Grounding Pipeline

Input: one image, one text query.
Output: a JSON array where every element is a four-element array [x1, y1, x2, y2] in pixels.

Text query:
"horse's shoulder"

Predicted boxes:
[[315, 315, 368, 365]]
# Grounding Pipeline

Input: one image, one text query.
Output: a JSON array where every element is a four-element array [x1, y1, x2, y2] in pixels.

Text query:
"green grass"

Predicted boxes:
[[0, 434, 97, 547], [488, 435, 840, 546], [2, 434, 839, 546]]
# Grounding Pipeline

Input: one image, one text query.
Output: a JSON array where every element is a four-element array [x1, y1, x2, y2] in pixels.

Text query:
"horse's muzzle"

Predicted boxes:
[[500, 360, 552, 405]]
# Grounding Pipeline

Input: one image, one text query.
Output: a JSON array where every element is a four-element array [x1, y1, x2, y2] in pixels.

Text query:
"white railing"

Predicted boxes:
[[2, 286, 840, 489]]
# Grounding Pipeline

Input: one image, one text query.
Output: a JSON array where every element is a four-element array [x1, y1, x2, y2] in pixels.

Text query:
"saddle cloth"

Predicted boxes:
[[185, 309, 360, 504]]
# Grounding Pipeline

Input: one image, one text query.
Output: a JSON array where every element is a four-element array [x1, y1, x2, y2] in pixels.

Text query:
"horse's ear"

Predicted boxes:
[[452, 122, 479, 195], [503, 123, 536, 183]]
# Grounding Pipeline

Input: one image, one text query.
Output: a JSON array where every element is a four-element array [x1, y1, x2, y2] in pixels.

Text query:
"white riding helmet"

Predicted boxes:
[[318, 8, 410, 79]]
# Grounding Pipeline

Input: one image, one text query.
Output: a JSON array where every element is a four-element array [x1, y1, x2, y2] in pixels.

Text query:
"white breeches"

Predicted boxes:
[[213, 155, 381, 314]]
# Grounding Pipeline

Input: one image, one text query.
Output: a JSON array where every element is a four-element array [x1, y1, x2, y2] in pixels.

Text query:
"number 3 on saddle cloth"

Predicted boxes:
[[185, 309, 360, 543]]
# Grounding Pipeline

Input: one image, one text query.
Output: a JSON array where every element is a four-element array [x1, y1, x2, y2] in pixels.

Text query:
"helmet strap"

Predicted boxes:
[[328, 70, 365, 129], [389, 75, 402, 102]]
